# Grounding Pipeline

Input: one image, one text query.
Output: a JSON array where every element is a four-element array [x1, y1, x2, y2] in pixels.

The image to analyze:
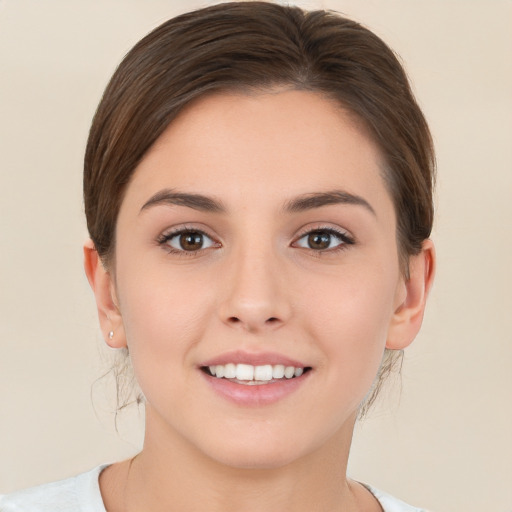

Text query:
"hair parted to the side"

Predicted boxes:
[[84, 1, 435, 417]]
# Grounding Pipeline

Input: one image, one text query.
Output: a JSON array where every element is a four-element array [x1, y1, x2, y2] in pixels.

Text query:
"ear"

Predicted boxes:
[[83, 239, 126, 348], [386, 239, 436, 350]]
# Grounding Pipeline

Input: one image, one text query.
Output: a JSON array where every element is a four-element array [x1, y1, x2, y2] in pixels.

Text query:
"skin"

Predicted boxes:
[[84, 90, 435, 512]]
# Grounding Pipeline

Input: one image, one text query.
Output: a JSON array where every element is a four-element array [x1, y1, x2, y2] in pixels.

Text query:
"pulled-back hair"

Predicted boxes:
[[84, 1, 435, 415]]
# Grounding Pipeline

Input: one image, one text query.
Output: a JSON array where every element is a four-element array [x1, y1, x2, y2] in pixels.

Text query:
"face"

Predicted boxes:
[[111, 90, 407, 469]]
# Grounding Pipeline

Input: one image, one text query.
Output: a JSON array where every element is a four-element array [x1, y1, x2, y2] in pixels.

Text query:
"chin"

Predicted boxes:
[[196, 426, 326, 471], [207, 444, 301, 471]]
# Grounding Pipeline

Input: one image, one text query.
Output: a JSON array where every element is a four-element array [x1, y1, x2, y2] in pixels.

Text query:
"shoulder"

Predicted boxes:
[[0, 465, 108, 512], [364, 483, 430, 512]]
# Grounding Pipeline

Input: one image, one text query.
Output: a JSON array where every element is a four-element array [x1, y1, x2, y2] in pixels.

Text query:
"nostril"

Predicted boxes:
[[224, 315, 282, 330]]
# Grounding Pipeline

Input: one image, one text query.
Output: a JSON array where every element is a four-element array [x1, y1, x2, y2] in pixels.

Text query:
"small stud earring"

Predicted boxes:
[[108, 331, 114, 340]]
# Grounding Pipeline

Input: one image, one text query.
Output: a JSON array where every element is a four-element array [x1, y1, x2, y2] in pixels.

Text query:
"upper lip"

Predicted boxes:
[[200, 350, 308, 368]]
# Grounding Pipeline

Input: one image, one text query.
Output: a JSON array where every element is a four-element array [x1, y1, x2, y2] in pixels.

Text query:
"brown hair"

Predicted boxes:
[[84, 1, 435, 415]]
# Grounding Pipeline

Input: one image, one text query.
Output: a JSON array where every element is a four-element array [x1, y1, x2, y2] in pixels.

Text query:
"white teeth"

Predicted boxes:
[[208, 363, 306, 381], [272, 364, 285, 379], [254, 364, 273, 381], [284, 366, 295, 379], [224, 363, 237, 379], [236, 363, 254, 381]]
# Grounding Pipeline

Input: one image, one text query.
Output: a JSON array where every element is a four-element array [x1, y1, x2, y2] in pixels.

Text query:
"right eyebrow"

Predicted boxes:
[[139, 189, 226, 214]]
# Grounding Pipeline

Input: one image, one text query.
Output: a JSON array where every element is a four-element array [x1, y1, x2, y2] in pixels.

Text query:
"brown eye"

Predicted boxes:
[[163, 230, 216, 252], [307, 232, 331, 250], [179, 232, 204, 251], [294, 228, 353, 251]]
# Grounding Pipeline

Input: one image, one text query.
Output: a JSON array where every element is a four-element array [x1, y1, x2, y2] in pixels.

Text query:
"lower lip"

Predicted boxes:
[[200, 370, 310, 406]]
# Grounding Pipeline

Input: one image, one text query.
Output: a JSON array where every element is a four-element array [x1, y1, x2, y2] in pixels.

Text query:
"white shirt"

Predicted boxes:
[[0, 465, 428, 512]]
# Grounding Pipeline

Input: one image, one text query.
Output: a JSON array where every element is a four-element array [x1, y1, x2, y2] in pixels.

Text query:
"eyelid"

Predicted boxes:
[[156, 225, 221, 254], [292, 224, 355, 250], [155, 223, 354, 256]]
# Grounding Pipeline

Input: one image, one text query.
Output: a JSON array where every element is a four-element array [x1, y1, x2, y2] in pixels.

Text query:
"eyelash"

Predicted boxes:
[[156, 225, 355, 257], [156, 226, 219, 257], [293, 226, 355, 255]]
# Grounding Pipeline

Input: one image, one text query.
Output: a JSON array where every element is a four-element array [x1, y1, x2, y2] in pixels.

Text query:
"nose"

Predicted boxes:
[[218, 245, 292, 333]]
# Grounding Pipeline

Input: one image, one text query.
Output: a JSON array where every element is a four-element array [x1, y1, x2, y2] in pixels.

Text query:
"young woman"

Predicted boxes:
[[0, 2, 435, 511]]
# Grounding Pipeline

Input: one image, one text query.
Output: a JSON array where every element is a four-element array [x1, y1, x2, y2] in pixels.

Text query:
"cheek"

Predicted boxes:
[[302, 263, 399, 391], [115, 265, 216, 387]]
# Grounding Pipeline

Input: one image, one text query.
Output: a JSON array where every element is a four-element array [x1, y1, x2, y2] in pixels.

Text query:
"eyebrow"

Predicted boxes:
[[140, 188, 376, 217], [283, 190, 376, 216], [140, 189, 225, 214]]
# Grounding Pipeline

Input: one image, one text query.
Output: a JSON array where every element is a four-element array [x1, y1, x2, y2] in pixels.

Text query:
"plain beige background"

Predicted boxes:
[[1, 1, 511, 510]]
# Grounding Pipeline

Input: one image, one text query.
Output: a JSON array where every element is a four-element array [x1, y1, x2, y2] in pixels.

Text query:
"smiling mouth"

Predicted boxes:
[[201, 363, 312, 385]]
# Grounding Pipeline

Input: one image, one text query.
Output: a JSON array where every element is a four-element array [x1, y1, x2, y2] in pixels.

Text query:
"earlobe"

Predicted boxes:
[[83, 239, 127, 348], [386, 239, 436, 350]]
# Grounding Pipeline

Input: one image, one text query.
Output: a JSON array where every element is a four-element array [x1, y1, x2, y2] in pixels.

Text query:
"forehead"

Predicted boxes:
[[122, 90, 393, 217]]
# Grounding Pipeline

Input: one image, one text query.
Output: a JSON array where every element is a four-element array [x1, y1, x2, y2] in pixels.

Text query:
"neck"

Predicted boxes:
[[119, 406, 363, 512]]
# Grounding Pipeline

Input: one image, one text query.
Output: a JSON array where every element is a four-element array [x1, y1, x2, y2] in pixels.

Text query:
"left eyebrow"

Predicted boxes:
[[283, 190, 376, 217], [140, 189, 226, 214]]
